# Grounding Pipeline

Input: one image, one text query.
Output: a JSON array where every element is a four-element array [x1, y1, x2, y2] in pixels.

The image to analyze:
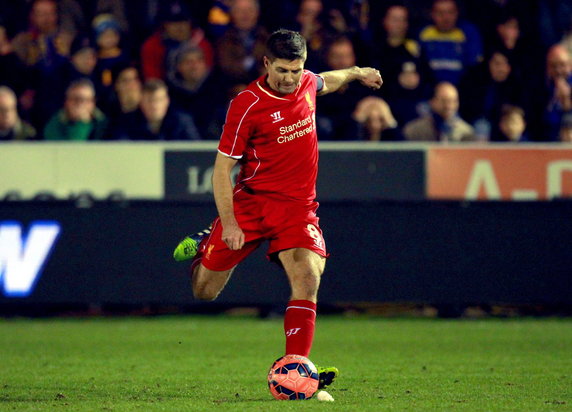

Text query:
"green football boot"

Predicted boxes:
[[172, 226, 211, 262], [316, 365, 339, 389]]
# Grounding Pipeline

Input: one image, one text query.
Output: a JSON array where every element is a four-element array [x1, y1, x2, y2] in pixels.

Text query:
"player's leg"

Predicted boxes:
[[191, 263, 234, 301], [279, 247, 325, 302], [175, 216, 261, 301], [278, 248, 338, 388], [278, 247, 325, 356]]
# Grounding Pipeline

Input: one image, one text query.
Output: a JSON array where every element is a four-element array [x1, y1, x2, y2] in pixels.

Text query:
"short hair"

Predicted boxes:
[[432, 0, 458, 10], [500, 104, 524, 120], [176, 45, 205, 65], [66, 78, 95, 96], [142, 79, 168, 94], [266, 29, 307, 61], [327, 34, 354, 50]]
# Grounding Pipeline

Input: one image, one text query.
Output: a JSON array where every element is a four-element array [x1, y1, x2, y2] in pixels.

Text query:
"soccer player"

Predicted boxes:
[[174, 29, 382, 388]]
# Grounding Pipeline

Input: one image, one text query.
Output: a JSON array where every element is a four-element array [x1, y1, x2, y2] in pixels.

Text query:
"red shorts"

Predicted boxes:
[[195, 190, 328, 271]]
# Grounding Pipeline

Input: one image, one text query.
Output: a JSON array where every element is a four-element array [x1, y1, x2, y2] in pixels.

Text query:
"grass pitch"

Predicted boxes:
[[0, 315, 571, 411]]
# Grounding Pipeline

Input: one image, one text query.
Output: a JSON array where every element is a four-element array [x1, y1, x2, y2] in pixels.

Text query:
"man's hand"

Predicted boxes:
[[221, 220, 245, 251], [358, 67, 383, 90]]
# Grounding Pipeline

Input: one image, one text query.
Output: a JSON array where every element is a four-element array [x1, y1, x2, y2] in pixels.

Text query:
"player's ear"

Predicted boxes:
[[263, 56, 269, 68]]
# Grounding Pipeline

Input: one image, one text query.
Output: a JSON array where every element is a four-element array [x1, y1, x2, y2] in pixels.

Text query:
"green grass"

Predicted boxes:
[[0, 316, 571, 411]]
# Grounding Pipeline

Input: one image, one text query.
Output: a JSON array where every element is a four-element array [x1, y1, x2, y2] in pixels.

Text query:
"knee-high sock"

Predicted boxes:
[[284, 300, 317, 357]]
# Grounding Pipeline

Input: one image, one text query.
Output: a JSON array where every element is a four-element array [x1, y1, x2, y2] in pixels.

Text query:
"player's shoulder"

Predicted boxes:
[[228, 87, 261, 111], [302, 69, 319, 82], [300, 69, 321, 91]]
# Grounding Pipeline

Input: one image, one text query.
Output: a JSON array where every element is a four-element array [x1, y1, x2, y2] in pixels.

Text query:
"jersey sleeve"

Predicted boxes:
[[316, 73, 324, 92], [218, 90, 259, 159]]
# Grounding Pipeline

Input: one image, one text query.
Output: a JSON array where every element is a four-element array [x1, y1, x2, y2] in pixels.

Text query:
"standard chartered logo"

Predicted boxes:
[[277, 115, 315, 144], [0, 221, 61, 297]]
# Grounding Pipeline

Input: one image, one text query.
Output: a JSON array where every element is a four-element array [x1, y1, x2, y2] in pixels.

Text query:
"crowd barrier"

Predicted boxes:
[[2, 142, 572, 202]]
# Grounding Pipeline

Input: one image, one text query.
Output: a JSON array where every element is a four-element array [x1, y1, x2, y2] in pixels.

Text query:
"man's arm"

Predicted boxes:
[[318, 66, 383, 96], [212, 152, 245, 250]]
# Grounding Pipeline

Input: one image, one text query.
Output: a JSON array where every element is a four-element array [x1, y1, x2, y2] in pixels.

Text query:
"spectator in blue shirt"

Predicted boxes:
[[418, 0, 483, 86]]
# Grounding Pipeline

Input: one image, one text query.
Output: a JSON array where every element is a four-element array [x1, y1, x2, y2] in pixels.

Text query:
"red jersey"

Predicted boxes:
[[218, 70, 322, 202]]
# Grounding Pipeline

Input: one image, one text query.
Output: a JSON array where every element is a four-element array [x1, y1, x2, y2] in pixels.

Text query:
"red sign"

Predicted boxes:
[[427, 147, 572, 200]]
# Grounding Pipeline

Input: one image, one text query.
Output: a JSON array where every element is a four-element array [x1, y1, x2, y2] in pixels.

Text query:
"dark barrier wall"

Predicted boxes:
[[1, 201, 571, 306], [164, 149, 426, 201]]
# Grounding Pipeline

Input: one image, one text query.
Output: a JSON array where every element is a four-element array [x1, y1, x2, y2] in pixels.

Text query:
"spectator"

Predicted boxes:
[[0, 86, 37, 141], [66, 34, 98, 84], [216, 0, 268, 87], [373, 4, 432, 125], [459, 50, 526, 141], [352, 96, 401, 141], [12, 0, 73, 66], [418, 0, 483, 85], [544, 44, 572, 141], [0, 19, 28, 97], [92, 14, 129, 106], [110, 65, 142, 114], [316, 35, 371, 140], [493, 104, 527, 142], [140, 0, 214, 81], [559, 113, 572, 143], [104, 65, 143, 130], [168, 46, 228, 140], [110, 79, 200, 140], [12, 0, 72, 129], [403, 81, 475, 142], [44, 79, 108, 140], [57, 0, 85, 36], [289, 0, 335, 71], [489, 13, 527, 75]]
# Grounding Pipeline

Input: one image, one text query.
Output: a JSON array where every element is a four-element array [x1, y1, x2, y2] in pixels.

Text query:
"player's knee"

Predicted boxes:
[[192, 278, 220, 301], [193, 284, 220, 301]]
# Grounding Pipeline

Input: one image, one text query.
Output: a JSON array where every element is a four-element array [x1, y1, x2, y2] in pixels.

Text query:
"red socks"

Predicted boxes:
[[284, 300, 317, 357]]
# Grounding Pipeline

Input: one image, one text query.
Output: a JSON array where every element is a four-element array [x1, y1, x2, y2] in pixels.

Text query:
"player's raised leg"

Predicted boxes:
[[191, 264, 234, 301]]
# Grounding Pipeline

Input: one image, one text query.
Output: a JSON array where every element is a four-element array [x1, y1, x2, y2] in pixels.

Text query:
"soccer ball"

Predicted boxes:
[[267, 354, 320, 400]]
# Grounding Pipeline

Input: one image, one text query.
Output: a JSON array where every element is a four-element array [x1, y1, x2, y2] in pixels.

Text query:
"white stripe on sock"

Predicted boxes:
[[286, 305, 316, 315]]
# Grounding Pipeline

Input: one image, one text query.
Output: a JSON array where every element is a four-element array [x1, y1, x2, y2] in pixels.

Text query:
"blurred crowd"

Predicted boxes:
[[1, 0, 572, 143]]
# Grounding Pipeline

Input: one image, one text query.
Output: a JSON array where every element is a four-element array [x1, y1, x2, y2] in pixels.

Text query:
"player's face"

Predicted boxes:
[[264, 57, 305, 95]]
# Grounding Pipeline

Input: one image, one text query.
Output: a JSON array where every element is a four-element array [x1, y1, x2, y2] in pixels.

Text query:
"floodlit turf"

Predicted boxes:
[[0, 316, 571, 411]]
